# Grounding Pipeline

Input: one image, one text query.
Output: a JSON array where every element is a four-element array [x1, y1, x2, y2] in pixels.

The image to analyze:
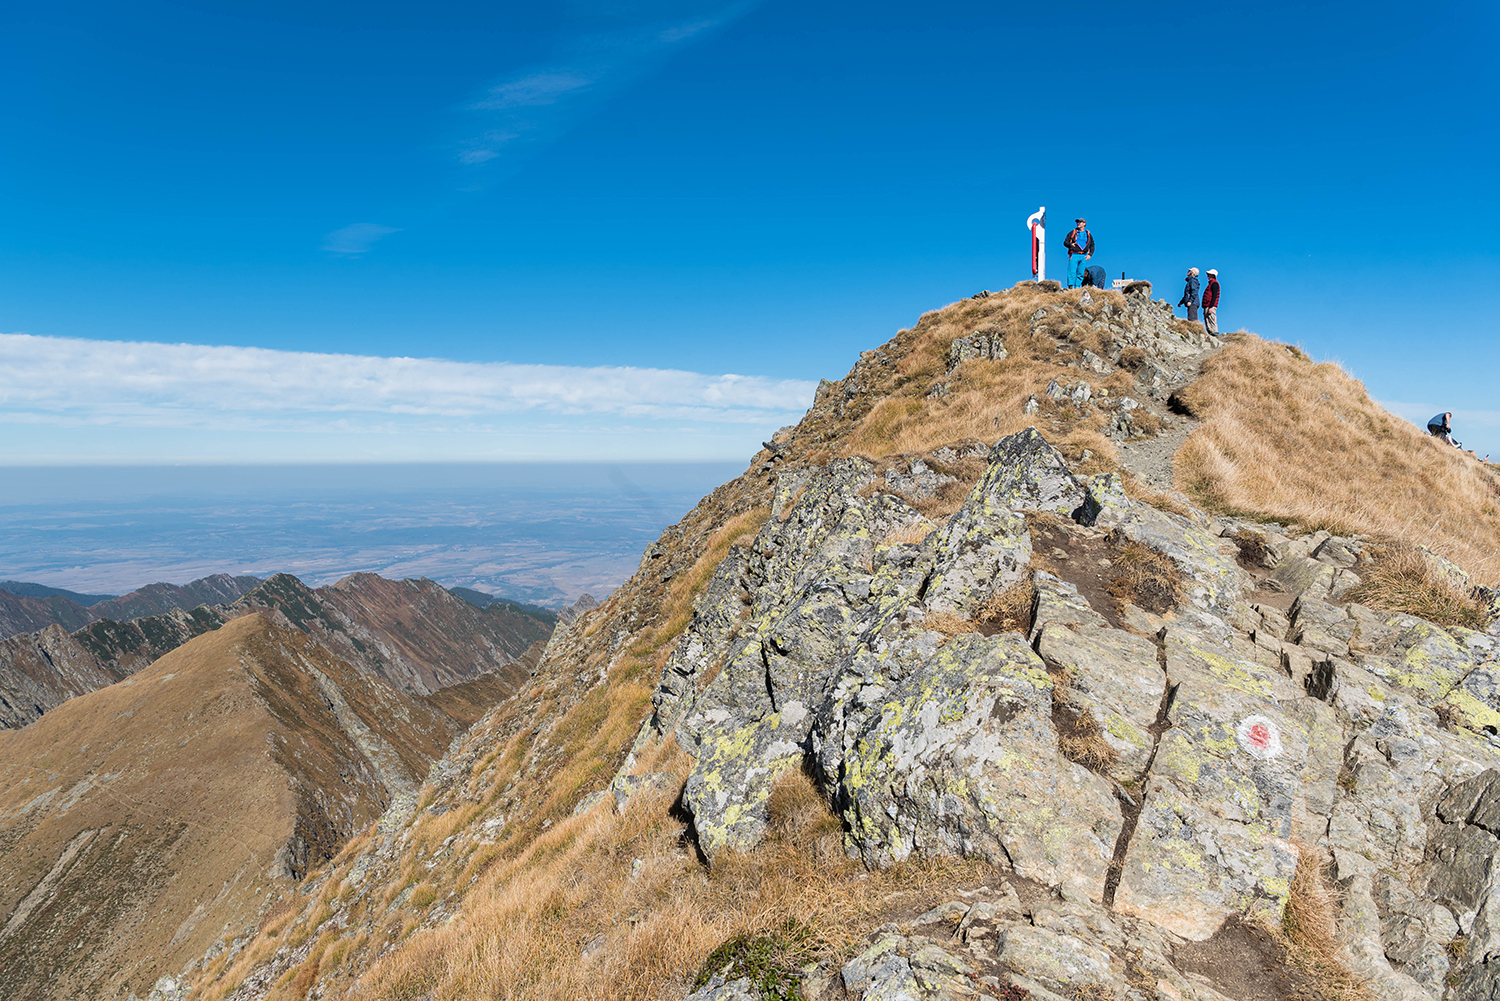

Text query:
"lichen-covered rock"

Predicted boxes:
[[946, 331, 1007, 370], [1032, 576, 1164, 782], [841, 935, 922, 1000], [1107, 500, 1250, 614], [1076, 471, 1131, 530], [1112, 624, 1310, 940], [681, 976, 762, 1001], [1113, 779, 1301, 941], [682, 702, 815, 858], [979, 427, 1088, 517], [834, 633, 1120, 902], [883, 458, 956, 502]]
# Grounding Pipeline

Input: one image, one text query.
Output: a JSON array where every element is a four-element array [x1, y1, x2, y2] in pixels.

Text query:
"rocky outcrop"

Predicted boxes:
[[650, 420, 1500, 995]]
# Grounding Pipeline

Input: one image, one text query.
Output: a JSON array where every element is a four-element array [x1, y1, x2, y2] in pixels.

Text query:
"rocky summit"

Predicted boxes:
[[10, 282, 1500, 1001]]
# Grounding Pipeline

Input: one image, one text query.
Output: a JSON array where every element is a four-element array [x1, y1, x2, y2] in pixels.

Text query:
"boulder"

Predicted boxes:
[[836, 633, 1121, 903], [682, 702, 813, 859], [947, 331, 1007, 370]]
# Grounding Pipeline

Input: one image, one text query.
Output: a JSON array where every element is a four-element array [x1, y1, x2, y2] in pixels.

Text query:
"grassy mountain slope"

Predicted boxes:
[[196, 283, 1500, 1001], [0, 614, 469, 1001], [0, 572, 556, 729], [1175, 334, 1500, 583]]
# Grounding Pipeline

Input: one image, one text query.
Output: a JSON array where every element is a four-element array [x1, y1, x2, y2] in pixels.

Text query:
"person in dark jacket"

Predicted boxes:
[[1201, 269, 1221, 334], [1428, 412, 1459, 447], [1178, 268, 1201, 321], [1063, 218, 1094, 289]]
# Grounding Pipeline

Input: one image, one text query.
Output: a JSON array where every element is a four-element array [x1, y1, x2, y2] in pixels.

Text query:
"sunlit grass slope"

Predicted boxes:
[[1174, 334, 1500, 584]]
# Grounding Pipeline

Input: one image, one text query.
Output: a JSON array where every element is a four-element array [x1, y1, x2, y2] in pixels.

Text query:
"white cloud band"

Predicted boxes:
[[0, 333, 817, 431]]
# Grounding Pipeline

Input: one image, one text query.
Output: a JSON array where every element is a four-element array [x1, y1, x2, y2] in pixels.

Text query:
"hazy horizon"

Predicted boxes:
[[0, 461, 742, 605]]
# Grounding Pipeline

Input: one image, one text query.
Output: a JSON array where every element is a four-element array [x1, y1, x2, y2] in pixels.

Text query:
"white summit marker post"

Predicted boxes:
[[1026, 206, 1046, 282]]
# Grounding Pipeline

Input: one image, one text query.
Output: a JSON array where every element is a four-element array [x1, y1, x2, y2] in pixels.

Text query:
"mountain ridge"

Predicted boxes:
[[0, 574, 261, 643], [0, 572, 555, 728], [197, 282, 1500, 1001]]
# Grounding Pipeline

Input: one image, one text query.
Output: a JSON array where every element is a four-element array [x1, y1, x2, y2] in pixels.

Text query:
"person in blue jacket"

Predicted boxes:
[[1063, 218, 1094, 289], [1178, 268, 1201, 321]]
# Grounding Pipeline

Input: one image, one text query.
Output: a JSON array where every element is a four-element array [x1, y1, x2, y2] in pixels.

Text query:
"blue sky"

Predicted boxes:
[[1, 0, 1496, 462]]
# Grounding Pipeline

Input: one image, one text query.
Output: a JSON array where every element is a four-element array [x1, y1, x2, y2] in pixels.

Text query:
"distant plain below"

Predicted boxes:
[[0, 462, 743, 608]]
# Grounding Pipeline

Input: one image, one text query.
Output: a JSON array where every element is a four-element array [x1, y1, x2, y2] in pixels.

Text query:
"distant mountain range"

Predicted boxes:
[[0, 574, 262, 641], [0, 580, 117, 605], [0, 572, 557, 729], [0, 570, 557, 1000]]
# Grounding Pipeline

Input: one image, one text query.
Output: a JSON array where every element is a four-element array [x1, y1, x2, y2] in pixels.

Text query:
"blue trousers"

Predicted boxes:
[[1068, 254, 1087, 288]]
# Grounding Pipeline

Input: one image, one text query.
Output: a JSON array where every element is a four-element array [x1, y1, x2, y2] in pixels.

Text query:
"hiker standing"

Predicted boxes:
[[1178, 268, 1201, 322], [1428, 412, 1459, 447], [1201, 269, 1220, 335], [1064, 218, 1094, 290]]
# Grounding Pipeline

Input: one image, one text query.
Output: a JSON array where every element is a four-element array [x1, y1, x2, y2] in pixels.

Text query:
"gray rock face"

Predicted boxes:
[[647, 405, 1500, 998], [834, 632, 1120, 901], [946, 330, 1007, 370], [1033, 575, 1164, 781]]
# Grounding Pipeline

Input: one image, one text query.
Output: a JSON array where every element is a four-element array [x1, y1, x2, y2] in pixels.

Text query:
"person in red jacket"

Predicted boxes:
[[1201, 269, 1221, 335]]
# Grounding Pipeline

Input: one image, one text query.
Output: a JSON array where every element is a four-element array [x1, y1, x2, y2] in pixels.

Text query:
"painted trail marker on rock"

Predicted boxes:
[[1236, 714, 1282, 759]]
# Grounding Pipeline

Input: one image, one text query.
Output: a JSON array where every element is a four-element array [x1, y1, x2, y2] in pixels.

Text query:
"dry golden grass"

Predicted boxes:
[[840, 287, 1147, 461], [1275, 845, 1374, 1001], [1343, 543, 1489, 629], [1174, 334, 1500, 585], [1053, 704, 1118, 774], [883, 520, 936, 547], [1107, 540, 1185, 614], [922, 610, 979, 639], [975, 578, 1035, 635], [344, 768, 986, 1001]]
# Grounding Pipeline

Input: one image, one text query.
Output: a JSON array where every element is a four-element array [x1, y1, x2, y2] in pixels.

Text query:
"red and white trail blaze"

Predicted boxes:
[[1235, 714, 1282, 760]]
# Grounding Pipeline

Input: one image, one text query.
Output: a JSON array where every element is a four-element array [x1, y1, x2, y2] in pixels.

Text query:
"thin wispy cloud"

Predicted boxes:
[[473, 71, 595, 110], [322, 223, 401, 255], [457, 2, 758, 172], [0, 334, 816, 433]]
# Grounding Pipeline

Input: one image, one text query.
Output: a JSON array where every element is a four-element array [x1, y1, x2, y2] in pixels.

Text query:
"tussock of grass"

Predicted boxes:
[[1174, 334, 1500, 585], [976, 578, 1035, 635], [1342, 544, 1489, 629], [923, 610, 980, 639], [883, 520, 936, 547], [1275, 846, 1373, 1001], [1107, 540, 1184, 614], [1053, 703, 1118, 774]]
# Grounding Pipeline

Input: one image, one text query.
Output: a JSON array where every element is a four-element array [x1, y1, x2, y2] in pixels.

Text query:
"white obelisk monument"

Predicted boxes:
[[1026, 206, 1046, 282]]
